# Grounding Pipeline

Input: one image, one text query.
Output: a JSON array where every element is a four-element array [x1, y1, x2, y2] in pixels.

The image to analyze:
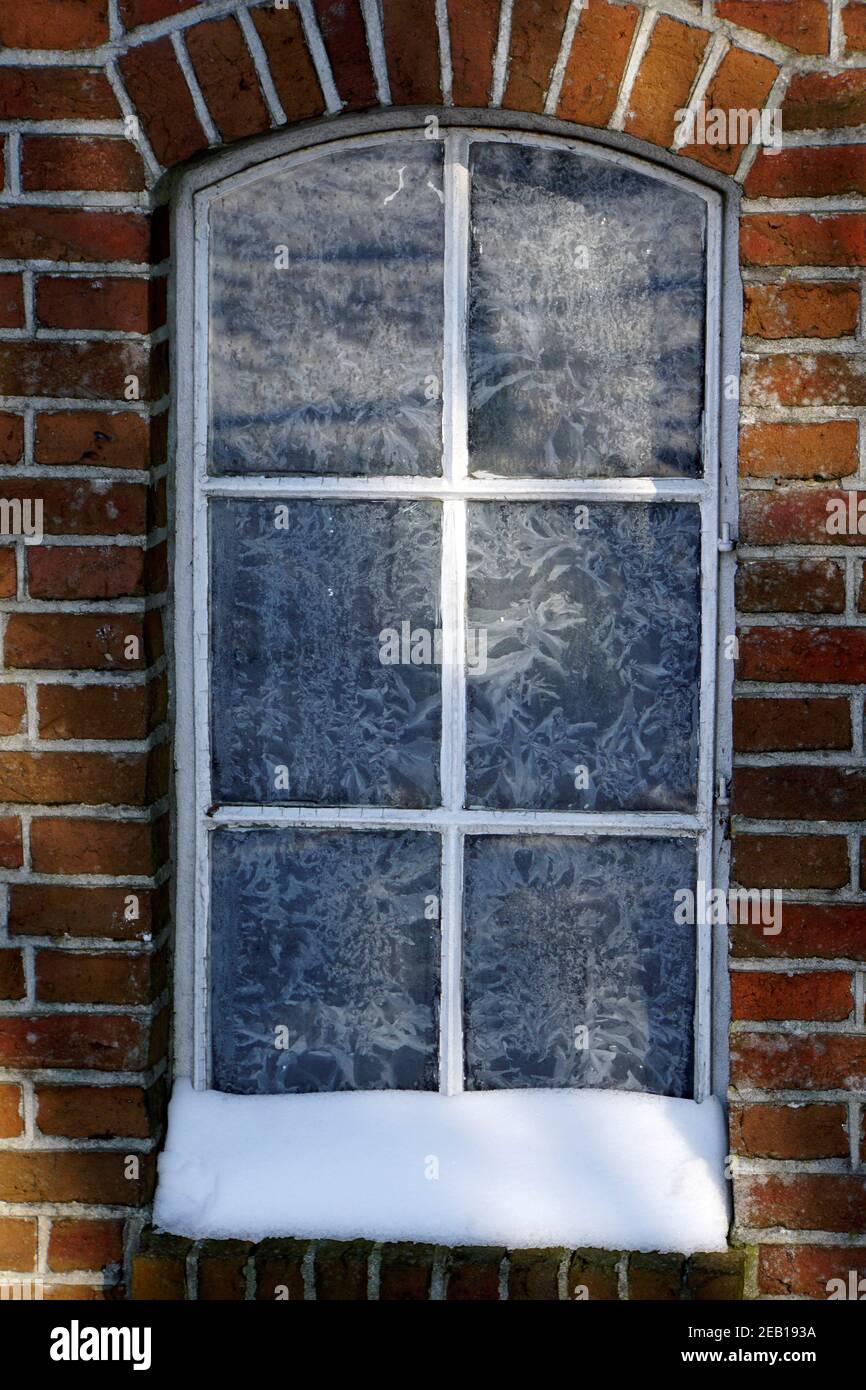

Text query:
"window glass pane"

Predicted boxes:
[[463, 835, 696, 1096], [465, 501, 700, 811], [467, 142, 707, 478], [211, 829, 441, 1093], [208, 142, 445, 475], [210, 498, 442, 807]]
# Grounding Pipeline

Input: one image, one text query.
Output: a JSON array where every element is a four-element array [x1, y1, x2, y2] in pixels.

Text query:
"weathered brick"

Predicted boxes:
[[731, 1102, 848, 1159], [49, 1219, 124, 1273], [36, 948, 164, 1006], [120, 0, 200, 26], [744, 352, 866, 408], [186, 17, 270, 142], [314, 1239, 373, 1300], [682, 47, 778, 174], [507, 1247, 566, 1300], [119, 38, 207, 169], [32, 814, 166, 876], [738, 626, 866, 682], [730, 1031, 866, 1090], [251, 6, 325, 123], [557, 0, 639, 129], [197, 1240, 252, 1300], [737, 1174, 866, 1232], [784, 68, 866, 131], [0, 1085, 23, 1139], [736, 558, 844, 613], [0, 949, 25, 1001], [759, 1244, 866, 1298], [447, 0, 500, 108], [37, 276, 162, 333], [844, 1, 866, 53], [10, 882, 167, 942], [0, 273, 25, 329], [686, 1252, 744, 1302], [22, 137, 146, 193], [748, 144, 866, 199], [716, 0, 829, 55], [445, 1245, 504, 1300], [378, 1242, 436, 1300], [0, 67, 119, 122], [0, 816, 23, 868], [503, 0, 571, 113], [255, 1238, 308, 1300], [731, 834, 848, 890], [739, 420, 857, 479], [37, 1082, 160, 1139], [0, 1217, 37, 1272], [732, 902, 866, 960], [132, 1230, 192, 1299], [0, 547, 16, 600], [741, 213, 866, 267], [0, 413, 24, 464], [0, 208, 150, 264], [731, 970, 852, 1022], [35, 411, 150, 469], [381, 0, 442, 104], [624, 17, 709, 149], [735, 764, 866, 820], [0, 341, 154, 402], [0, 1, 110, 50], [733, 696, 851, 752], [744, 282, 859, 340], [628, 1251, 684, 1301], [0, 687, 25, 738], [0, 751, 154, 806], [566, 1247, 619, 1300], [6, 613, 148, 671], [38, 681, 163, 741], [27, 546, 145, 601], [312, 0, 374, 110], [0, 1014, 148, 1071]]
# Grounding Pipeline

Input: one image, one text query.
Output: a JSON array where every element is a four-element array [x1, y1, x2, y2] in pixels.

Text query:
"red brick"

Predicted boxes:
[[445, 1246, 505, 1300], [254, 1238, 308, 1300], [251, 6, 325, 123], [731, 1032, 866, 1090], [744, 282, 859, 341], [132, 1231, 192, 1298], [759, 1245, 866, 1298], [38, 681, 164, 741], [314, 1239, 373, 1299], [556, 0, 638, 129], [119, 38, 207, 169], [784, 69, 866, 131], [312, 0, 374, 110], [741, 213, 866, 267], [0, 207, 150, 264], [0, 1217, 36, 1271], [381, 0, 442, 104], [628, 1251, 684, 1301], [37, 275, 162, 333], [0, 67, 119, 121], [748, 144, 866, 199], [736, 558, 844, 613], [740, 420, 857, 480], [33, 815, 166, 876], [506, 1247, 567, 1300], [0, 413, 24, 464], [6, 613, 147, 671], [0, 341, 153, 402], [37, 1082, 159, 1138], [844, 1, 866, 53], [27, 546, 146, 600], [0, 949, 25, 1001], [10, 882, 167, 941], [447, 0, 500, 108], [0, 1014, 148, 1071], [0, 1151, 153, 1205], [681, 47, 779, 174], [0, 546, 16, 599], [716, 0, 829, 55], [0, 274, 25, 329], [0, 751, 153, 807], [0, 686, 27, 737], [37, 949, 163, 1006], [0, 1086, 23, 1139], [3, 479, 146, 536], [624, 16, 709, 149], [503, 0, 572, 113], [566, 1248, 620, 1300], [0, 1, 110, 50], [732, 902, 866, 960], [48, 1219, 124, 1274], [35, 411, 150, 469], [22, 137, 145, 193], [186, 16, 270, 143], [731, 970, 852, 1022], [731, 1103, 848, 1159], [378, 1241, 436, 1300], [741, 488, 866, 546], [735, 763, 866, 821], [120, 0, 199, 26], [733, 696, 851, 752], [737, 1174, 866, 1232], [744, 352, 866, 408], [197, 1241, 251, 1299], [731, 834, 849, 889], [739, 625, 866, 682], [0, 817, 23, 869]]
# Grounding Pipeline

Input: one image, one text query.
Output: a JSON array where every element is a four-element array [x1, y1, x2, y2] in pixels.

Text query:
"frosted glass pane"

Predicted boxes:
[[211, 829, 440, 1093], [208, 142, 444, 475], [465, 502, 701, 811], [210, 499, 442, 807], [463, 835, 696, 1096], [468, 142, 707, 478]]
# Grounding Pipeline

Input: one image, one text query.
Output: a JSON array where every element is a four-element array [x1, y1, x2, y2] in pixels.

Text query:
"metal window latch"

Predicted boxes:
[[717, 524, 736, 552], [717, 775, 730, 806]]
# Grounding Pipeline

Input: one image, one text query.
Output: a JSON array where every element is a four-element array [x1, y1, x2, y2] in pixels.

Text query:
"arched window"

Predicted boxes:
[[174, 127, 724, 1108]]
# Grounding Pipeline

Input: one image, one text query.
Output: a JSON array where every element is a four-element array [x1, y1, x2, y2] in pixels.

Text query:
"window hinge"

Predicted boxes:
[[717, 523, 736, 553]]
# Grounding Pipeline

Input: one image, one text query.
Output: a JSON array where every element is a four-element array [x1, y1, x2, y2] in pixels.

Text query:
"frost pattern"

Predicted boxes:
[[468, 142, 707, 477], [463, 835, 697, 1096], [210, 499, 442, 806], [211, 829, 441, 1093], [208, 142, 445, 475], [465, 502, 701, 811]]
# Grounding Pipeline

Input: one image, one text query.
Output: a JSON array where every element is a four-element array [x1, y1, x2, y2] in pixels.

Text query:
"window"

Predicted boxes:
[[176, 128, 723, 1107]]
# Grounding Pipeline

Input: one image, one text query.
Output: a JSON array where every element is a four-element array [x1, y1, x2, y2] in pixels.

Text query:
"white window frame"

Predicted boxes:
[[172, 119, 737, 1106]]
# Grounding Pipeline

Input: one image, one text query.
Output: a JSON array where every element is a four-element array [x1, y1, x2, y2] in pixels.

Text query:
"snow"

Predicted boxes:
[[154, 1081, 730, 1254]]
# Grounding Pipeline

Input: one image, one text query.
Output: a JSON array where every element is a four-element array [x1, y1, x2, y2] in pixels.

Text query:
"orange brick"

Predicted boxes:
[[624, 17, 709, 148]]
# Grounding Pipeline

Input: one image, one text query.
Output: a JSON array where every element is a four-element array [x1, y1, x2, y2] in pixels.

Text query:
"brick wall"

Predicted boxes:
[[0, 0, 863, 1301]]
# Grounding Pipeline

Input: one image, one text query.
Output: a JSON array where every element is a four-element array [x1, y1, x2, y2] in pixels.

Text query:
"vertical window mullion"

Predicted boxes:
[[439, 131, 470, 1094]]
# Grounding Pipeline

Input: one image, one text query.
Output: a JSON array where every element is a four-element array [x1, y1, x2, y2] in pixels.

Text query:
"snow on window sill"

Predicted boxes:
[[153, 1080, 730, 1255]]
